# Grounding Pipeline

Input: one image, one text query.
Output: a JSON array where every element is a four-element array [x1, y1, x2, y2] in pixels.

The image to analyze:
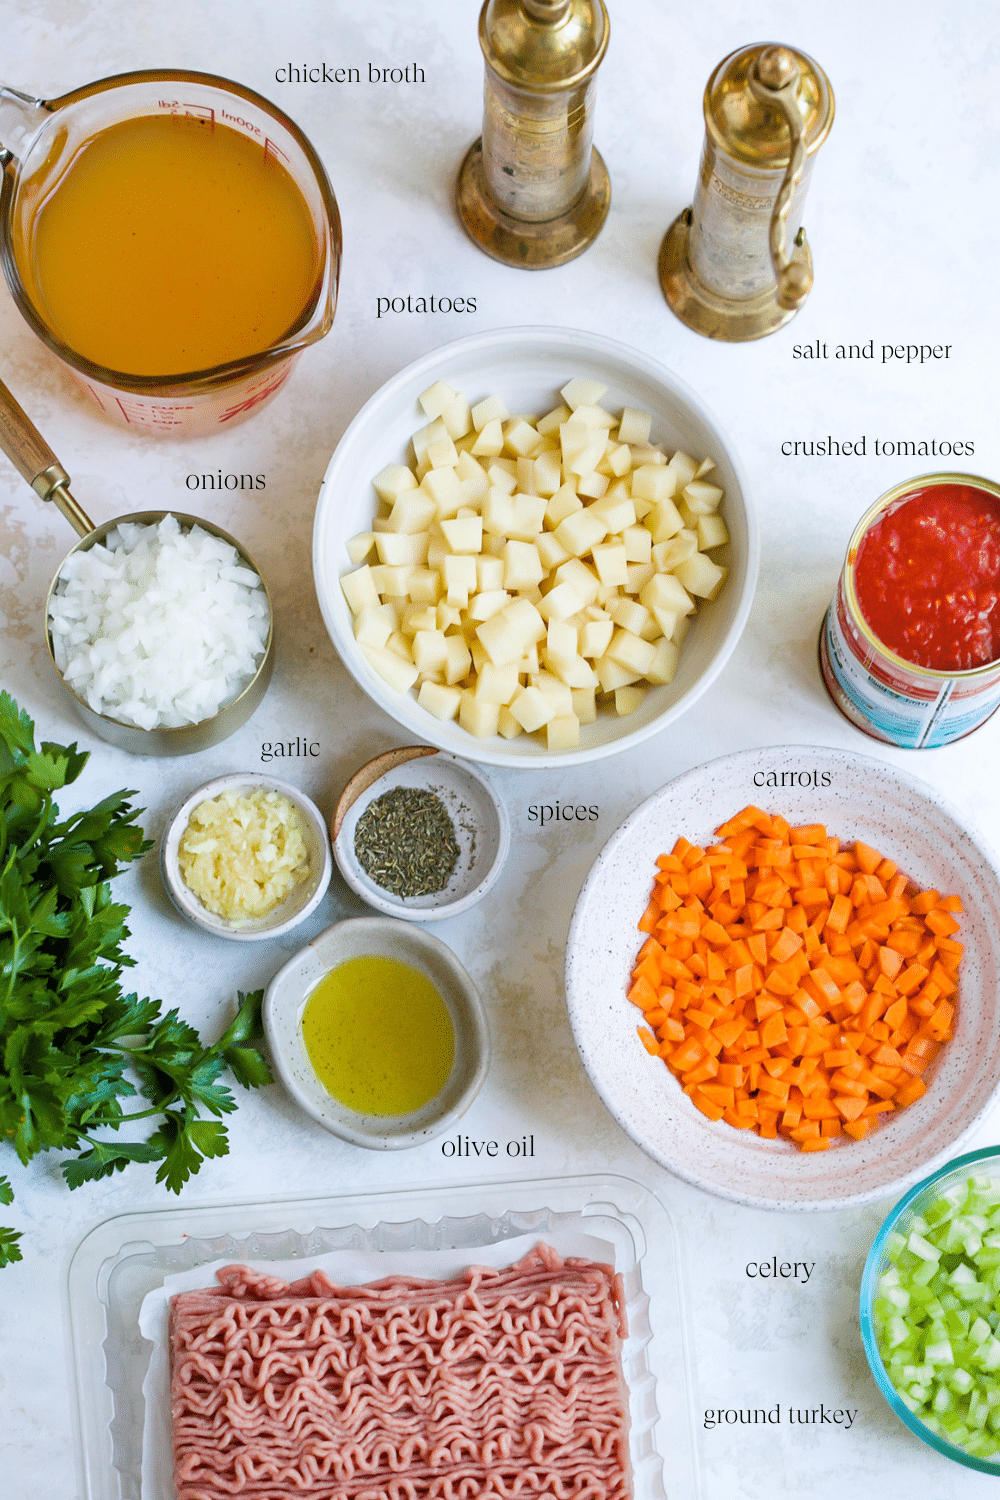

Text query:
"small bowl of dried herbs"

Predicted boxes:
[[332, 746, 509, 921]]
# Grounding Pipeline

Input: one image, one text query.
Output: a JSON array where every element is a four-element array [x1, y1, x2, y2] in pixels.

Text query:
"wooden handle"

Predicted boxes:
[[332, 746, 438, 840], [0, 375, 64, 489]]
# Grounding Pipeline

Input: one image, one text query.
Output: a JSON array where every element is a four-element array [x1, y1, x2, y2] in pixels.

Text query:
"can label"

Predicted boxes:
[[820, 584, 1000, 748]]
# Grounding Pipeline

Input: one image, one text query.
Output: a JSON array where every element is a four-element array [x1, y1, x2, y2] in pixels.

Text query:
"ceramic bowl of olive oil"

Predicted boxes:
[[263, 916, 491, 1148]]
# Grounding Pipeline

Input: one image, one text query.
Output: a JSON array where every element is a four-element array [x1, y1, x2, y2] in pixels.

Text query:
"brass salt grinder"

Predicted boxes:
[[659, 43, 834, 341], [456, 0, 611, 269]]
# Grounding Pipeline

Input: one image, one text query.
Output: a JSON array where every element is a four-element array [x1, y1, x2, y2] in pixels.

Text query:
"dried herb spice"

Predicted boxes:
[[354, 786, 460, 898]]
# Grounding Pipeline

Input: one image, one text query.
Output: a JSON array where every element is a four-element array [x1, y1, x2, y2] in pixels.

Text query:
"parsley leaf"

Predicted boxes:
[[0, 695, 273, 1263]]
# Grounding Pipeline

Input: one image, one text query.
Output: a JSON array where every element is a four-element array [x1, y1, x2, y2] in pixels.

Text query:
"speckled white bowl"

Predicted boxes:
[[263, 917, 491, 1149], [566, 745, 1000, 1211], [160, 773, 332, 941], [312, 326, 757, 768]]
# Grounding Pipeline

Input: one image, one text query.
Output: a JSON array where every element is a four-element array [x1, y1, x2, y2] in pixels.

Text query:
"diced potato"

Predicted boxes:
[[498, 704, 524, 738], [476, 555, 505, 591], [595, 654, 642, 692], [487, 460, 517, 493], [652, 529, 698, 571], [538, 581, 585, 621], [697, 513, 729, 550], [483, 489, 517, 537], [561, 429, 607, 478], [682, 479, 725, 514], [610, 597, 652, 636], [466, 588, 510, 622], [592, 542, 629, 587], [399, 603, 438, 635], [626, 562, 655, 594], [508, 494, 548, 540], [471, 394, 509, 430], [362, 644, 420, 693], [617, 407, 652, 445], [536, 402, 571, 435], [674, 553, 728, 600], [475, 661, 520, 704], [509, 685, 555, 732], [554, 508, 608, 558], [375, 531, 427, 566], [668, 450, 699, 487], [412, 629, 449, 672], [412, 418, 448, 466], [622, 524, 652, 564], [476, 598, 545, 665], [443, 635, 472, 684], [577, 470, 610, 500], [590, 492, 637, 533], [408, 568, 442, 604], [632, 465, 677, 503], [567, 402, 616, 430], [471, 418, 504, 457], [545, 484, 583, 528], [419, 380, 458, 419], [546, 713, 580, 751], [640, 572, 696, 616], [533, 670, 573, 714], [459, 691, 501, 738], [579, 618, 614, 658], [572, 686, 597, 724], [503, 417, 543, 457], [553, 558, 600, 606], [607, 628, 657, 675], [353, 605, 393, 649], [421, 467, 462, 517], [546, 652, 598, 689], [502, 540, 545, 591], [603, 443, 632, 478], [443, 553, 477, 606], [646, 638, 680, 685], [415, 680, 460, 721], [560, 377, 608, 409], [614, 684, 648, 716], [646, 497, 685, 542], [341, 565, 381, 613], [455, 450, 489, 497], [536, 531, 571, 571], [372, 463, 418, 503], [533, 448, 564, 496], [441, 516, 483, 553], [346, 531, 376, 564]]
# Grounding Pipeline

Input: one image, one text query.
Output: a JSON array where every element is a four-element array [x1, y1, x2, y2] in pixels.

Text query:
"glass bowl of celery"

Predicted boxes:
[[861, 1145, 1000, 1472]]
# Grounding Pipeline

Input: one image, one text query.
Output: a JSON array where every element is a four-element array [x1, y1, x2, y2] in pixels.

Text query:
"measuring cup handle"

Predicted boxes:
[[749, 49, 814, 312], [0, 377, 95, 536]]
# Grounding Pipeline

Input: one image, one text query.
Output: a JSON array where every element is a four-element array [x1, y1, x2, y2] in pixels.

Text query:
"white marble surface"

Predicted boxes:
[[2, 0, 999, 1495]]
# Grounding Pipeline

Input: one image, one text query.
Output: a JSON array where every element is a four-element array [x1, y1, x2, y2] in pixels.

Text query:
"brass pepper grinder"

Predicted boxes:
[[659, 42, 834, 341], [456, 0, 611, 269]]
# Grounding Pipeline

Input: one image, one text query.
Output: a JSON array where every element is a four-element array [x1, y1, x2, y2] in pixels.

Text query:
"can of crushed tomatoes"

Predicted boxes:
[[820, 472, 1000, 748]]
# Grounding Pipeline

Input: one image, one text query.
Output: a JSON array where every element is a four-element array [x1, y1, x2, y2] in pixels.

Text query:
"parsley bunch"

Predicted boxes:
[[0, 692, 272, 1266]]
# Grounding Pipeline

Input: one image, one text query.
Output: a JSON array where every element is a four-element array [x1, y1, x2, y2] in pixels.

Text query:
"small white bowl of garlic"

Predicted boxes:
[[312, 326, 758, 768], [160, 773, 332, 941]]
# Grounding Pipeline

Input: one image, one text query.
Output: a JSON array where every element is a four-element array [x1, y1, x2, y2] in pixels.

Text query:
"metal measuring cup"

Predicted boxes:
[[0, 378, 274, 755]]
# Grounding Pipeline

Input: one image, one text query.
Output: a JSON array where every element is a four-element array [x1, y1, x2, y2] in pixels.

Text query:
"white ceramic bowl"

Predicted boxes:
[[565, 745, 1000, 1211], [160, 773, 332, 941], [313, 326, 757, 768], [263, 917, 491, 1148], [332, 745, 510, 920]]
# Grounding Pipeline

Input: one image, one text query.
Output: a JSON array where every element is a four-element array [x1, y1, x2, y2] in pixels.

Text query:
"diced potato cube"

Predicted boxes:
[[652, 529, 698, 571], [674, 553, 728, 600], [560, 377, 608, 410], [419, 380, 458, 418], [508, 494, 548, 540], [651, 606, 679, 641], [626, 561, 656, 594], [590, 493, 637, 533], [616, 407, 652, 445], [441, 515, 483, 553], [614, 684, 648, 716], [682, 479, 725, 514], [579, 618, 614, 658], [610, 597, 651, 635], [476, 555, 505, 591], [546, 713, 580, 751], [567, 402, 616, 430], [372, 463, 418, 503], [416, 680, 461, 721], [577, 470, 610, 500], [472, 418, 504, 457], [668, 450, 699, 487], [595, 654, 641, 692], [536, 402, 571, 435], [546, 618, 578, 660], [399, 603, 438, 635], [467, 588, 510, 622], [498, 704, 523, 738], [437, 602, 464, 631], [341, 565, 381, 613], [502, 540, 545, 591], [476, 598, 545, 665], [546, 484, 583, 528], [603, 443, 632, 478], [536, 531, 571, 571], [353, 604, 393, 649], [546, 652, 598, 689], [553, 558, 600, 606], [646, 496, 685, 542], [386, 630, 415, 661], [554, 508, 609, 558], [421, 467, 463, 518], [622, 524, 652, 564], [487, 460, 517, 493], [631, 465, 678, 503], [533, 671, 574, 713], [346, 531, 376, 564], [646, 638, 680, 685], [471, 394, 509, 430], [697, 513, 729, 550], [362, 644, 420, 693], [407, 567, 442, 604], [640, 571, 696, 616], [412, 418, 448, 467], [509, 685, 555, 732], [385, 490, 434, 534], [412, 629, 449, 672], [572, 686, 597, 724], [538, 581, 585, 621], [504, 417, 543, 457], [443, 634, 472, 685], [533, 449, 563, 495], [443, 553, 477, 605], [515, 644, 540, 675], [592, 542, 629, 587], [375, 530, 426, 566], [459, 691, 501, 738], [442, 393, 472, 441], [483, 489, 517, 536], [607, 628, 657, 675], [427, 435, 459, 471], [515, 456, 539, 495], [561, 429, 607, 478], [475, 661, 520, 704]]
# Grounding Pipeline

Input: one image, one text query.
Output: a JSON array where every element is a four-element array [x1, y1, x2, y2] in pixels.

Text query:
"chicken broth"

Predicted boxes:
[[15, 113, 321, 376]]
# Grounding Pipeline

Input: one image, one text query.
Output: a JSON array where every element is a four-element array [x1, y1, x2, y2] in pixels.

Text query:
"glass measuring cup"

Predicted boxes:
[[0, 70, 341, 437]]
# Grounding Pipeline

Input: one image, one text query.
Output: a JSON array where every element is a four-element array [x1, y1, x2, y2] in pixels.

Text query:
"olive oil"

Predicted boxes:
[[301, 956, 454, 1116]]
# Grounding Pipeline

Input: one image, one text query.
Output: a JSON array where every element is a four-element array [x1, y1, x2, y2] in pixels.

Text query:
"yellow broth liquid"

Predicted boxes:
[[301, 956, 455, 1117], [15, 114, 321, 376]]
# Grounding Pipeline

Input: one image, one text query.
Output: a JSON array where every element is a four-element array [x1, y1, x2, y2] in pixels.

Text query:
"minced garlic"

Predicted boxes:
[[178, 788, 311, 922]]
